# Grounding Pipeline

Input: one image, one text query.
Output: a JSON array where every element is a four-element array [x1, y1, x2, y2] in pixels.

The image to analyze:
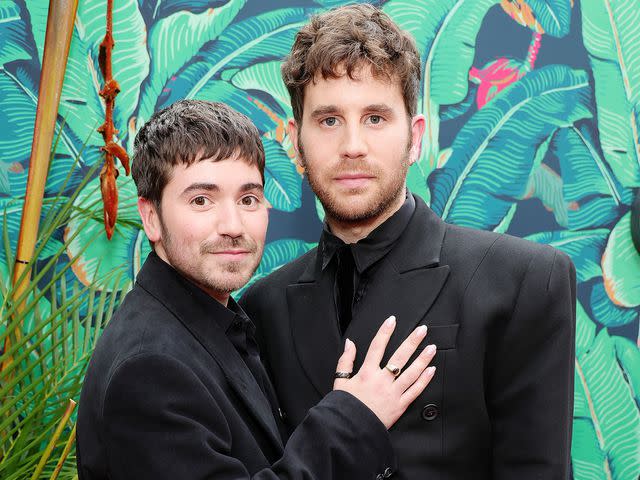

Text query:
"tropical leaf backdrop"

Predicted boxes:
[[1, 0, 639, 478]]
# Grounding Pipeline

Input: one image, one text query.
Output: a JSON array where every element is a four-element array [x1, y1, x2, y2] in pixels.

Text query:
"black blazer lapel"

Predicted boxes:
[[136, 254, 283, 451], [346, 196, 452, 369], [286, 250, 343, 397]]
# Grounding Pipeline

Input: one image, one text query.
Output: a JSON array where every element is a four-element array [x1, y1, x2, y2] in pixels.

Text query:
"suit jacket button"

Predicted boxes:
[[278, 408, 287, 421], [421, 403, 439, 421]]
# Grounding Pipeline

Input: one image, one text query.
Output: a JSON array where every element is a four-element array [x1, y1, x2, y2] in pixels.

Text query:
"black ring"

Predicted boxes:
[[15, 258, 29, 265], [334, 371, 352, 379]]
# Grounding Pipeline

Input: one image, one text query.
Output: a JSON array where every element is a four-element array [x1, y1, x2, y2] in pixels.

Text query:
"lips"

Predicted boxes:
[[334, 173, 375, 188]]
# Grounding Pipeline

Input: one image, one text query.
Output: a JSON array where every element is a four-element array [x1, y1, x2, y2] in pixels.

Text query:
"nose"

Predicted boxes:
[[341, 123, 367, 160], [216, 201, 244, 238]]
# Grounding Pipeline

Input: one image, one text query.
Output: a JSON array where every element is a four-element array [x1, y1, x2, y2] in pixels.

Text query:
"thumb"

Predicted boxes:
[[333, 338, 356, 390]]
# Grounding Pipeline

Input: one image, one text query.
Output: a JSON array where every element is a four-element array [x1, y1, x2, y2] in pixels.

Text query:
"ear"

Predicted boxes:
[[288, 119, 304, 168], [408, 114, 426, 166], [138, 197, 162, 243]]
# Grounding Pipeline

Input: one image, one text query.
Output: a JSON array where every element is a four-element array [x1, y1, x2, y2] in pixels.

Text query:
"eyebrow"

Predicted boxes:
[[181, 182, 263, 196], [309, 104, 395, 119]]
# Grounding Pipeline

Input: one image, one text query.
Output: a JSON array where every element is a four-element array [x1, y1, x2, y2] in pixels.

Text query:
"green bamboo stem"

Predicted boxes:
[[30, 399, 76, 480], [3, 0, 80, 372]]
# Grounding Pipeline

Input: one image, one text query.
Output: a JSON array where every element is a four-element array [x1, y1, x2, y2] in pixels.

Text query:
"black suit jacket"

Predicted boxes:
[[76, 252, 396, 479], [241, 194, 576, 480]]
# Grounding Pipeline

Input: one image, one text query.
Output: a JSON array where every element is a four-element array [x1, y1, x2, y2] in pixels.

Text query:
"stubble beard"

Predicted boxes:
[[300, 140, 411, 224], [158, 218, 262, 295]]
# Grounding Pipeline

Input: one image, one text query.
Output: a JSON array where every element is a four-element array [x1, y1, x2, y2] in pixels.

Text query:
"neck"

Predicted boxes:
[[326, 189, 406, 244]]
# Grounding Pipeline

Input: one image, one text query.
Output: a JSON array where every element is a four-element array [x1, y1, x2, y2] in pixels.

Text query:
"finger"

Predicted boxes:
[[394, 344, 437, 393], [400, 366, 436, 405], [361, 316, 396, 369], [384, 325, 428, 376], [333, 338, 356, 389]]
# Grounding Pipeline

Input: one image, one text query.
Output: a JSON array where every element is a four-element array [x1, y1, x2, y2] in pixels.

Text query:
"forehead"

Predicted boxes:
[[303, 67, 404, 112], [165, 157, 263, 190]]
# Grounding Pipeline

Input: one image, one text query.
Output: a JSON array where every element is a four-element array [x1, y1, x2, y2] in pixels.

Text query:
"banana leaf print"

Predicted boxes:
[[383, 0, 498, 179], [525, 229, 609, 282], [428, 65, 591, 230], [501, 0, 573, 37], [572, 301, 640, 479], [0, 0, 33, 66], [581, 0, 640, 187], [590, 280, 639, 328], [135, 0, 244, 128], [537, 124, 629, 230], [64, 174, 146, 293], [233, 238, 316, 298], [602, 212, 640, 308]]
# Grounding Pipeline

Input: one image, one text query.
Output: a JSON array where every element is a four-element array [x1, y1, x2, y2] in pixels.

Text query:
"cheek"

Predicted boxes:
[[249, 211, 269, 243]]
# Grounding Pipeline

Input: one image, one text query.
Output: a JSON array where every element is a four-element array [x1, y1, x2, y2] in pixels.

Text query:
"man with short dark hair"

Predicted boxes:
[[240, 4, 576, 479], [76, 100, 438, 479]]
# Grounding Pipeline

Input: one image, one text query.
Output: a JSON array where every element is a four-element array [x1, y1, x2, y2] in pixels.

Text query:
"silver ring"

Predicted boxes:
[[334, 371, 352, 379], [385, 363, 401, 378]]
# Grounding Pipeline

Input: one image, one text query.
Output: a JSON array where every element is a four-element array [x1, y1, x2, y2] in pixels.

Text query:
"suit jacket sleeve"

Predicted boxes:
[[101, 352, 395, 480], [488, 249, 576, 479]]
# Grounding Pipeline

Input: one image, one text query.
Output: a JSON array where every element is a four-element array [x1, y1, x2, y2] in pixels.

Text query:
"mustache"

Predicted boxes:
[[200, 237, 257, 254]]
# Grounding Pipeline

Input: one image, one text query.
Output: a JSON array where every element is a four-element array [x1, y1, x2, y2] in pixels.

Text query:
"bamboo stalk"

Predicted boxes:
[[30, 399, 77, 480], [2, 0, 80, 371], [49, 424, 76, 480]]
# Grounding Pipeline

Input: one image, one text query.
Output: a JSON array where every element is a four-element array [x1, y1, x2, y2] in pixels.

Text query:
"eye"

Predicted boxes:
[[366, 115, 384, 125], [191, 196, 210, 207], [321, 117, 338, 127], [240, 195, 260, 207]]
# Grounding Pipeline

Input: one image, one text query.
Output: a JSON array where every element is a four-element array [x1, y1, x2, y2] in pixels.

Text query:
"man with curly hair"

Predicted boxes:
[[241, 4, 576, 479]]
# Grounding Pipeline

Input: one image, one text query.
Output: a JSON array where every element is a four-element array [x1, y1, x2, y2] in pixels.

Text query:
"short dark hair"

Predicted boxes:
[[131, 100, 265, 206], [281, 4, 421, 125]]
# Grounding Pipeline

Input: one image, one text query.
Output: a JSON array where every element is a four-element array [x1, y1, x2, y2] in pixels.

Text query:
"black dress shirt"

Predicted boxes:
[[177, 270, 286, 431], [319, 191, 416, 334]]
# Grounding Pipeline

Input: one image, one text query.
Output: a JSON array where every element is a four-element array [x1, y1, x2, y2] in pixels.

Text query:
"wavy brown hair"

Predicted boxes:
[[281, 3, 421, 124]]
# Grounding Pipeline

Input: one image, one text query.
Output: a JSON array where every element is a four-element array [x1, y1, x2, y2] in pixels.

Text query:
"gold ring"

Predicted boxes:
[[385, 363, 401, 378]]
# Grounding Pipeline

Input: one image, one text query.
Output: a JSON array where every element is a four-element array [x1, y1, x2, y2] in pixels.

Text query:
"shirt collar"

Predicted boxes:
[[319, 190, 416, 273], [150, 251, 251, 334]]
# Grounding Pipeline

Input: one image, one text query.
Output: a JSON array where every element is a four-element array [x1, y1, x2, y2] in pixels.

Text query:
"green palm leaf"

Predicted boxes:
[[572, 302, 640, 479], [581, 0, 640, 187], [136, 0, 244, 127], [602, 212, 640, 308], [0, 0, 34, 66], [23, 0, 48, 65], [230, 60, 292, 118], [525, 229, 609, 282], [526, 0, 573, 37], [384, 0, 498, 176], [176, 8, 313, 102], [73, 0, 150, 134], [590, 280, 639, 328], [553, 125, 627, 229], [429, 65, 592, 230], [64, 174, 147, 293], [262, 138, 302, 212], [234, 238, 316, 298]]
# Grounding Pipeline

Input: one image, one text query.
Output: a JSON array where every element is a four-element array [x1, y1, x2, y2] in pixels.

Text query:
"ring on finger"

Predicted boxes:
[[334, 371, 353, 379], [385, 363, 401, 378]]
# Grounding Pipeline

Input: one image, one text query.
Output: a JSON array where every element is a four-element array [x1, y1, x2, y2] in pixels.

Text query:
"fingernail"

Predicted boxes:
[[425, 344, 436, 355], [427, 366, 436, 376], [344, 338, 352, 352], [384, 315, 396, 328], [415, 325, 427, 338]]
